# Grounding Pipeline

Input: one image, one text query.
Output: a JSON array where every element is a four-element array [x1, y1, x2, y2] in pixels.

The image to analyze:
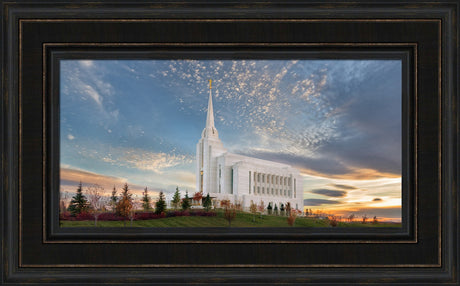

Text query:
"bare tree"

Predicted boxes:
[[249, 200, 257, 222], [130, 200, 142, 226], [372, 216, 379, 224], [86, 184, 105, 226], [109, 186, 118, 212], [328, 216, 338, 227], [285, 202, 291, 217], [59, 199, 67, 214], [258, 200, 265, 218], [362, 214, 368, 224], [287, 209, 300, 227], [223, 203, 237, 227], [347, 213, 355, 223]]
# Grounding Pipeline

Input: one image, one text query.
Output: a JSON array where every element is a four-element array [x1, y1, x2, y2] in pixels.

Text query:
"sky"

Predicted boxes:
[[60, 59, 402, 221]]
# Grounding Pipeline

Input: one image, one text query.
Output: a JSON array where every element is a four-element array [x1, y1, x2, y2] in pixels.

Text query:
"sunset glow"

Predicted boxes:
[[60, 59, 402, 222]]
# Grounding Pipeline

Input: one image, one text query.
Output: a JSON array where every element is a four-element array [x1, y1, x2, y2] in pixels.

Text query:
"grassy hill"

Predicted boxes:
[[61, 211, 401, 228]]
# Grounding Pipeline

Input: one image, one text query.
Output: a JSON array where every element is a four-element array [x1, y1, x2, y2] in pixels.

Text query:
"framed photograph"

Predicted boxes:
[[1, 0, 458, 284]]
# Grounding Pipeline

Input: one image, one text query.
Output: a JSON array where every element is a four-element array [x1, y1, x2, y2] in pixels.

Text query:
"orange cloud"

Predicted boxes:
[[60, 167, 161, 198], [61, 167, 127, 187], [300, 167, 400, 181]]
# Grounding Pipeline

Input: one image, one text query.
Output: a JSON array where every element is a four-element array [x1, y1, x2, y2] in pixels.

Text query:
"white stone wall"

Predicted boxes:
[[206, 153, 304, 211], [196, 137, 226, 195]]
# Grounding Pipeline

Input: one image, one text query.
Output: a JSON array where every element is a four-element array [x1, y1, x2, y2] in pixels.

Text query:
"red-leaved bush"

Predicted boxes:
[[75, 212, 95, 221], [98, 213, 126, 221], [59, 212, 74, 221], [60, 210, 217, 221]]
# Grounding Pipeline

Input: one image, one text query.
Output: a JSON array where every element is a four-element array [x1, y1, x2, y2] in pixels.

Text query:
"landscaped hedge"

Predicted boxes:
[[60, 210, 217, 221]]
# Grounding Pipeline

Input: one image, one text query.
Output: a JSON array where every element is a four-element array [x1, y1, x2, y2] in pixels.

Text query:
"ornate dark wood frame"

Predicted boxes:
[[1, 1, 458, 284]]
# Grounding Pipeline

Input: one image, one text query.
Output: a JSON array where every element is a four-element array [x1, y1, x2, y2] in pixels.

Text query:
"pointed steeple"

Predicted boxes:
[[202, 79, 219, 139], [205, 80, 215, 129]]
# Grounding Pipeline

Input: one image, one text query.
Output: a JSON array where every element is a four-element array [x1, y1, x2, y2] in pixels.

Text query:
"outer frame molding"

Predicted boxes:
[[1, 1, 458, 285]]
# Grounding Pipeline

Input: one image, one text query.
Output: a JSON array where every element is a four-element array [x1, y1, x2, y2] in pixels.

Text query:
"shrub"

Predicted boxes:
[[59, 211, 74, 221], [372, 216, 379, 224], [287, 209, 300, 226], [224, 206, 237, 227], [133, 212, 161, 220], [61, 210, 217, 222], [75, 211, 95, 221], [287, 215, 296, 226], [328, 216, 338, 227], [267, 203, 273, 215], [98, 212, 125, 221]]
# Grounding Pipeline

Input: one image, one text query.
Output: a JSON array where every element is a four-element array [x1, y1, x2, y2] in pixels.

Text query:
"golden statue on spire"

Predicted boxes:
[[208, 79, 212, 89]]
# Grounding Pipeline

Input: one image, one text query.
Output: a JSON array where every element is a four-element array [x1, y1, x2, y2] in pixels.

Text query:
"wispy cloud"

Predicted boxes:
[[310, 189, 347, 197], [61, 60, 118, 121], [146, 60, 400, 180], [304, 199, 342, 206], [119, 149, 193, 173], [330, 184, 358, 190], [67, 141, 193, 174]]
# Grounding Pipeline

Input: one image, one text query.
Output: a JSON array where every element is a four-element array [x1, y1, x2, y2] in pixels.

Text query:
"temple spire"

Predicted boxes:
[[201, 79, 219, 139], [205, 79, 215, 129]]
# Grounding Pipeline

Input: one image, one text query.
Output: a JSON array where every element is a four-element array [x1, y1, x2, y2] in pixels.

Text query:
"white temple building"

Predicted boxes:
[[196, 82, 304, 211]]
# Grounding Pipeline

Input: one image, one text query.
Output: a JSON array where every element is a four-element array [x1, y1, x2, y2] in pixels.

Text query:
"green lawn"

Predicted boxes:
[[61, 211, 401, 228]]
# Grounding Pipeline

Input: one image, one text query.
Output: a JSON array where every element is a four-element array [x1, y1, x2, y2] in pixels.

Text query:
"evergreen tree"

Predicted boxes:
[[171, 187, 181, 210], [110, 186, 118, 212], [116, 183, 133, 226], [267, 202, 273, 215], [142, 187, 151, 211], [202, 193, 212, 211], [181, 191, 191, 211], [67, 182, 90, 216], [155, 191, 167, 214]]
